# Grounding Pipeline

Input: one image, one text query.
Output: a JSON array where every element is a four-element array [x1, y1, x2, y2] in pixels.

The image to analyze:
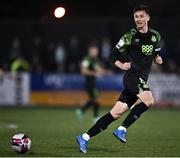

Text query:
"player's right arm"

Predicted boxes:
[[109, 31, 134, 70], [81, 60, 95, 76], [81, 59, 102, 77], [114, 60, 131, 70]]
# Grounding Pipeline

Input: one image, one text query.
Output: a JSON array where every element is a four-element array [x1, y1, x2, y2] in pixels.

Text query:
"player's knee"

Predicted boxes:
[[138, 91, 154, 107], [110, 108, 123, 119], [110, 102, 128, 119], [143, 96, 154, 107], [110, 112, 121, 119]]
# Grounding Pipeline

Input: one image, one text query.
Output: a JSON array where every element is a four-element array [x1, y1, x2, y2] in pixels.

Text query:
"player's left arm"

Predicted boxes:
[[95, 65, 105, 77], [154, 33, 163, 65], [95, 62, 113, 77]]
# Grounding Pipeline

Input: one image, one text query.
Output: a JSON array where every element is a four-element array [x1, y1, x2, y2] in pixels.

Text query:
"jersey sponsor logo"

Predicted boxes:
[[141, 45, 154, 55], [151, 35, 157, 42]]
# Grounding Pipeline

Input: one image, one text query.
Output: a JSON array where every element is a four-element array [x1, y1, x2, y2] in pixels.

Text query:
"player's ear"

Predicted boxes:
[[147, 15, 150, 21]]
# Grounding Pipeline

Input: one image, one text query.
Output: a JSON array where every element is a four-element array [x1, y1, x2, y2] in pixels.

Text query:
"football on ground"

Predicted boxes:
[[1, 107, 180, 157], [11, 134, 31, 154]]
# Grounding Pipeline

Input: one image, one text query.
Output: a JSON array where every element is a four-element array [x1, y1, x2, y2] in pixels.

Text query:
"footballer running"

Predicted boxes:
[[76, 5, 163, 153]]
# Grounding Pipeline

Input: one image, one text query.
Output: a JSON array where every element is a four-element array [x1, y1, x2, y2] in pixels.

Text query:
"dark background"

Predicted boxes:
[[1, 0, 180, 18], [0, 0, 179, 73]]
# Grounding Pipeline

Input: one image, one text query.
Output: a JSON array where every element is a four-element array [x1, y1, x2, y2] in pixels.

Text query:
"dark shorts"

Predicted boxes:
[[85, 82, 100, 100], [118, 74, 150, 108]]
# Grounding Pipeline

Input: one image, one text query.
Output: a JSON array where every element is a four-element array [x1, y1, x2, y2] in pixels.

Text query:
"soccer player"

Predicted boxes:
[[76, 43, 105, 122], [76, 5, 163, 153]]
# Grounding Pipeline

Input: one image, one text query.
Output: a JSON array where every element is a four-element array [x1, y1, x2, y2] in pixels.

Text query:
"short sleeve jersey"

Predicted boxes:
[[81, 55, 100, 83]]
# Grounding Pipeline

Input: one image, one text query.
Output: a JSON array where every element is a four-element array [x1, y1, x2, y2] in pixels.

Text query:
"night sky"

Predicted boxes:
[[0, 0, 179, 19]]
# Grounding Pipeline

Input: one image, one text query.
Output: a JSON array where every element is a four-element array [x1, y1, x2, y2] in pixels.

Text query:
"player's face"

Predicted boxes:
[[89, 46, 98, 58], [133, 11, 150, 29]]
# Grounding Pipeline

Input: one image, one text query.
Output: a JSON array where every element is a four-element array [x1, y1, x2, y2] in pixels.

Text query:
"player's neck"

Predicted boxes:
[[137, 25, 148, 34]]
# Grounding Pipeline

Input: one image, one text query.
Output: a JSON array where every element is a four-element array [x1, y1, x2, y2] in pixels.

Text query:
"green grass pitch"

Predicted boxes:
[[0, 106, 180, 157]]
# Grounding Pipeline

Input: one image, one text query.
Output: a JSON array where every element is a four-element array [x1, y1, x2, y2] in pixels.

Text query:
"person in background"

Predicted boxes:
[[76, 43, 106, 123]]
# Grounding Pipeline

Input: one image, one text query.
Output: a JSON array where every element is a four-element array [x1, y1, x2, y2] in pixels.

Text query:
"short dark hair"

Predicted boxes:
[[133, 5, 150, 15], [88, 41, 98, 48]]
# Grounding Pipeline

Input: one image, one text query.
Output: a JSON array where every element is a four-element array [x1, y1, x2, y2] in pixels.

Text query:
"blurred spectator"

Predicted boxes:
[[176, 39, 180, 72], [76, 43, 102, 122], [66, 36, 79, 73], [31, 36, 43, 73], [151, 62, 162, 73], [42, 42, 56, 72], [54, 43, 66, 72], [11, 56, 30, 73], [9, 37, 21, 62], [167, 60, 177, 73], [101, 37, 111, 69], [160, 40, 177, 73]]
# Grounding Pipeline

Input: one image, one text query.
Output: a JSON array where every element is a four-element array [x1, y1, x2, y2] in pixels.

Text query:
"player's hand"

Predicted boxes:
[[119, 62, 131, 70], [95, 72, 103, 77], [106, 70, 114, 76], [95, 67, 105, 77], [154, 55, 163, 64]]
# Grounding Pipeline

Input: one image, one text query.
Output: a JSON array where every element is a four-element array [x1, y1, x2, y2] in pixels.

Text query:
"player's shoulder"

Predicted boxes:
[[81, 55, 90, 67], [149, 28, 160, 35], [125, 28, 138, 36], [121, 28, 137, 42], [83, 55, 90, 61], [149, 28, 161, 41]]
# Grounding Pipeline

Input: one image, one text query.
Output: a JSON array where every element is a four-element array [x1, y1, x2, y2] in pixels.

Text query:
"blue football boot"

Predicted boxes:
[[113, 128, 127, 143], [76, 135, 89, 153]]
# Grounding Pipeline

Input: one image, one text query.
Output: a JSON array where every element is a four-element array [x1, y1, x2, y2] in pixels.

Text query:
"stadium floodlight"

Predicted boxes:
[[54, 7, 65, 18]]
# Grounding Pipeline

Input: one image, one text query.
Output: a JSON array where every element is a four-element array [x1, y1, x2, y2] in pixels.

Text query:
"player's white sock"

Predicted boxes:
[[118, 126, 127, 132], [82, 133, 90, 141]]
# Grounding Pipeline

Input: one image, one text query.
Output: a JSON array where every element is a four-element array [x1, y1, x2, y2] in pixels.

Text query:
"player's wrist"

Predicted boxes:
[[115, 60, 123, 69], [154, 54, 160, 59]]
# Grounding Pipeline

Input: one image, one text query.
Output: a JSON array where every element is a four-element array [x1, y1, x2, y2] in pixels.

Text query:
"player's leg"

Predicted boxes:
[[76, 85, 93, 120], [116, 78, 154, 142], [88, 101, 129, 136], [76, 100, 128, 153], [113, 90, 138, 143], [76, 100, 92, 120], [137, 90, 154, 107], [120, 90, 153, 128], [80, 100, 93, 112], [81, 86, 94, 112], [92, 101, 100, 123]]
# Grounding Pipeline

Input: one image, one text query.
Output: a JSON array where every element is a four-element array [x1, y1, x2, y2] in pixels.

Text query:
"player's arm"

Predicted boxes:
[[154, 47, 163, 65], [154, 54, 163, 65], [95, 65, 106, 77], [154, 33, 163, 65], [81, 59, 111, 77], [95, 63, 114, 76], [109, 36, 131, 71], [81, 59, 100, 77], [81, 66, 95, 76]]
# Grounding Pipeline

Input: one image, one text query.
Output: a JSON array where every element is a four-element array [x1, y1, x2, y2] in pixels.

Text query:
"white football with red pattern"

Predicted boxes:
[[11, 134, 31, 154]]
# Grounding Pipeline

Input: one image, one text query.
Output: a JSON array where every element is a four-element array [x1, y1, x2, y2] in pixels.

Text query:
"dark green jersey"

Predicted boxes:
[[115, 28, 161, 81], [81, 55, 100, 82]]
